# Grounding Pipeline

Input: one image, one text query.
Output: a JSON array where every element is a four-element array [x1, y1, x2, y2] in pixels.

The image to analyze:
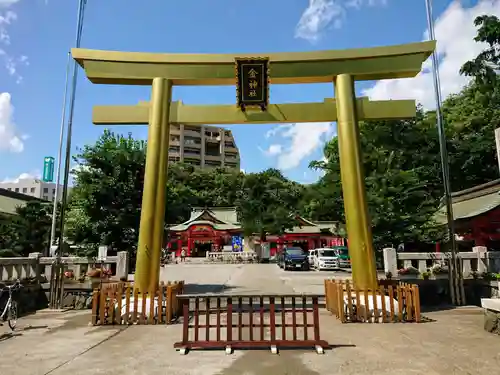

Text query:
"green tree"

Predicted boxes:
[[308, 116, 442, 249], [236, 168, 304, 240], [307, 13, 500, 247], [66, 130, 247, 256], [67, 130, 147, 255], [460, 15, 500, 88], [0, 201, 52, 257]]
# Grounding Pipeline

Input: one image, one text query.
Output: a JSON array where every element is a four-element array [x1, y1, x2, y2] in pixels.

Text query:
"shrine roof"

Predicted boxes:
[[434, 179, 500, 224], [168, 207, 240, 231], [262, 218, 343, 236]]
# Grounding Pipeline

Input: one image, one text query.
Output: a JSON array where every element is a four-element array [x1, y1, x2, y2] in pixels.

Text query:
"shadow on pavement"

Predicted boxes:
[[184, 284, 237, 294], [0, 332, 22, 342], [21, 324, 49, 331], [182, 343, 355, 355]]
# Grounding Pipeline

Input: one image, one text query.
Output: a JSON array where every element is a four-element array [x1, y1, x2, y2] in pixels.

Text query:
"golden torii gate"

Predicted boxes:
[[72, 40, 435, 292]]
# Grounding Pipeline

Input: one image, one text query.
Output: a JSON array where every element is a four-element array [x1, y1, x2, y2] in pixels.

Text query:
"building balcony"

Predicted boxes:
[[224, 153, 240, 160], [205, 136, 221, 143], [185, 130, 202, 138], [184, 151, 201, 159], [205, 154, 222, 162], [184, 142, 201, 148]]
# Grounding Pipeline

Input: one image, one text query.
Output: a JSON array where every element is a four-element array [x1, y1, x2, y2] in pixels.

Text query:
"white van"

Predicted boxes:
[[313, 248, 339, 270], [308, 249, 317, 266]]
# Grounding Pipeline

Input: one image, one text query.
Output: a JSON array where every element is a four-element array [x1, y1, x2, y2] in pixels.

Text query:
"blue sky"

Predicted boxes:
[[0, 0, 498, 184]]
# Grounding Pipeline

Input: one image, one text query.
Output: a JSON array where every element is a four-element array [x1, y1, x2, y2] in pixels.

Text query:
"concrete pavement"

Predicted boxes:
[[1, 264, 499, 375]]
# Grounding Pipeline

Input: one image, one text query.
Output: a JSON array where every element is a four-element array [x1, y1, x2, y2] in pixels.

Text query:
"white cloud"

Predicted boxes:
[[262, 144, 283, 156], [363, 0, 500, 109], [295, 0, 387, 42], [0, 0, 27, 82], [263, 122, 335, 170], [0, 0, 21, 7], [2, 170, 40, 183], [0, 92, 26, 152]]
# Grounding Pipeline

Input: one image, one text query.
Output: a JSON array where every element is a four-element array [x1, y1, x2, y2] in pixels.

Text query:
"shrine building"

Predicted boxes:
[[166, 207, 345, 257], [166, 207, 242, 257], [434, 179, 500, 250], [254, 216, 345, 256]]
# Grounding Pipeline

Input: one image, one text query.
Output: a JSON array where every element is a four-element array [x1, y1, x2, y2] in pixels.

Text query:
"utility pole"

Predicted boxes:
[[56, 0, 88, 256], [424, 0, 462, 305], [49, 0, 88, 310], [48, 51, 71, 256]]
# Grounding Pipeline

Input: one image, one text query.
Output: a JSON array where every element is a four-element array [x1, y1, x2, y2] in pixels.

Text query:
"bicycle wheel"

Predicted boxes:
[[8, 300, 18, 330]]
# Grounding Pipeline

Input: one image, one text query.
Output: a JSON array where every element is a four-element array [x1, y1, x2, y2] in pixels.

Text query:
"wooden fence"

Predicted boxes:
[[91, 280, 184, 325], [174, 294, 329, 354], [324, 279, 421, 323]]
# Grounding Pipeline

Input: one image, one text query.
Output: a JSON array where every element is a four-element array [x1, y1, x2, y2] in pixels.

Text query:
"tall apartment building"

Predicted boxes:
[[0, 179, 65, 202], [168, 124, 240, 170]]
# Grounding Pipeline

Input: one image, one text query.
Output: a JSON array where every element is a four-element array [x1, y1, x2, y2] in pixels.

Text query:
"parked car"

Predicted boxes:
[[332, 246, 350, 268], [313, 248, 340, 271], [308, 249, 317, 266], [277, 247, 309, 271]]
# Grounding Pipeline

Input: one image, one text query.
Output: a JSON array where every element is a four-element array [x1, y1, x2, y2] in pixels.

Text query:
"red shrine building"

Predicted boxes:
[[434, 179, 500, 250], [253, 216, 345, 256], [166, 207, 345, 257], [166, 207, 242, 257]]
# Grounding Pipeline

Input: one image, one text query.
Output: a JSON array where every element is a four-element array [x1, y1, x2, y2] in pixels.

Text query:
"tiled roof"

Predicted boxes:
[[434, 179, 500, 224]]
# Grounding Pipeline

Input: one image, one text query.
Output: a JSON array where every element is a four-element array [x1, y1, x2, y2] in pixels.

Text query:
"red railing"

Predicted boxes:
[[174, 294, 329, 354]]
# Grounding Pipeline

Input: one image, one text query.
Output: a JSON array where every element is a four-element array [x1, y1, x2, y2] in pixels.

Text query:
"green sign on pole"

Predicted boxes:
[[43, 156, 55, 182]]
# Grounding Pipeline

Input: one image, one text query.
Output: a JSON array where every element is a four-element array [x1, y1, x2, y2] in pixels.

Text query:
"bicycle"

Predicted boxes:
[[0, 279, 22, 330]]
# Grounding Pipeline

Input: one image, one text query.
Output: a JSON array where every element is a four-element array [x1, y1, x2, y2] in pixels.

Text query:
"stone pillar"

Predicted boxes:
[[383, 248, 397, 276], [116, 251, 129, 281], [473, 246, 488, 274], [97, 245, 108, 261], [28, 252, 42, 280]]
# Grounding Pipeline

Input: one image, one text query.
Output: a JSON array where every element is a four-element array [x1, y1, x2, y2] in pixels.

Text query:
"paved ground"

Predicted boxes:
[[1, 264, 499, 375]]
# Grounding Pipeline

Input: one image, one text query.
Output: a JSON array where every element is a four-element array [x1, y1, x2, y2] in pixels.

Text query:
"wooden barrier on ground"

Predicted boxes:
[[324, 279, 421, 323], [174, 294, 329, 354], [91, 280, 184, 325]]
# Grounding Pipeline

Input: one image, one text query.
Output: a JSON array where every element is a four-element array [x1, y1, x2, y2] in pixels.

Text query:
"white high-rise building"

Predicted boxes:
[[0, 178, 66, 202]]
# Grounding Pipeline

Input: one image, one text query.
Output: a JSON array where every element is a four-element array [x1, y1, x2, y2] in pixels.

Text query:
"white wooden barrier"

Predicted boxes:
[[205, 251, 257, 263]]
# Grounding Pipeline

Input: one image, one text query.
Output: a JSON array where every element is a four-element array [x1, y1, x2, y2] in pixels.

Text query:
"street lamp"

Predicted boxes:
[[424, 0, 461, 303]]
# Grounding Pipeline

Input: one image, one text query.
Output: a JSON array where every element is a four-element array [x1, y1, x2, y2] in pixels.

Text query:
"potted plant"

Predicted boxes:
[[64, 270, 74, 279], [397, 266, 420, 279], [421, 271, 431, 280], [430, 263, 449, 279], [87, 268, 102, 289], [481, 272, 500, 292]]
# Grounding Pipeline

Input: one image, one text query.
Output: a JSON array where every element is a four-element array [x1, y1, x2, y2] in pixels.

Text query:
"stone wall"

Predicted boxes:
[[0, 283, 96, 317], [0, 284, 47, 316], [484, 309, 500, 335], [383, 247, 500, 278], [0, 251, 130, 282]]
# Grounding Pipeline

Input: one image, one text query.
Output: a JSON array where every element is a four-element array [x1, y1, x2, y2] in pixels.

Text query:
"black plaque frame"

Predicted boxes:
[[235, 57, 270, 112]]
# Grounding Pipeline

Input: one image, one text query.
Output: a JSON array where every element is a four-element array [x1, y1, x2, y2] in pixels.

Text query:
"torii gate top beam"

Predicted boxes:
[[71, 41, 435, 86]]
